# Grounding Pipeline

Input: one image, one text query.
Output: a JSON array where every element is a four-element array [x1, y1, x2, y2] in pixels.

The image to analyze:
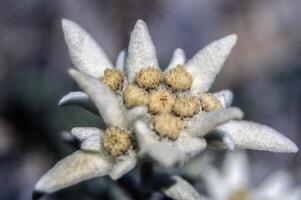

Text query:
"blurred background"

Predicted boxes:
[[0, 0, 300, 199]]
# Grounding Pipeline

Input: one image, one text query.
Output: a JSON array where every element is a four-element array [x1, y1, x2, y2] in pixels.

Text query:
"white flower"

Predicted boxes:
[[198, 151, 301, 200], [34, 18, 298, 197]]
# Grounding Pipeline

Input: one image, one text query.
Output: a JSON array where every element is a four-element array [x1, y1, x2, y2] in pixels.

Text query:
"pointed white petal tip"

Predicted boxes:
[[166, 48, 186, 71], [187, 34, 238, 94], [126, 19, 158, 82], [217, 121, 299, 153]]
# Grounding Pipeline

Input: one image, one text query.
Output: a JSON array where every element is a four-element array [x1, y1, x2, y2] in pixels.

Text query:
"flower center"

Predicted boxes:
[[154, 113, 183, 140], [200, 93, 222, 112], [123, 85, 149, 108], [148, 90, 175, 114], [100, 69, 124, 91], [164, 65, 192, 91], [173, 96, 200, 117], [102, 127, 132, 157], [135, 67, 162, 89]]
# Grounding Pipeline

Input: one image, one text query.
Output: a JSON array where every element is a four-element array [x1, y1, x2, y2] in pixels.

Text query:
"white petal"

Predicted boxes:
[[126, 19, 159, 82], [222, 151, 249, 190], [166, 48, 186, 71], [58, 91, 98, 115], [145, 143, 186, 168], [69, 69, 127, 128], [176, 134, 207, 158], [205, 131, 235, 150], [186, 35, 237, 95], [126, 106, 148, 128], [216, 120, 298, 153], [62, 19, 112, 77], [253, 171, 293, 200], [213, 89, 233, 108], [35, 150, 113, 193], [71, 127, 103, 152], [134, 120, 157, 148], [109, 150, 137, 180], [115, 50, 126, 72], [162, 176, 201, 200], [200, 166, 228, 200], [187, 107, 244, 137]]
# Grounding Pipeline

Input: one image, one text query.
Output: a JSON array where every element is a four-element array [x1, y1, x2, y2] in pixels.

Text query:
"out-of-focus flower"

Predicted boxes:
[[199, 151, 301, 200], [34, 18, 298, 199]]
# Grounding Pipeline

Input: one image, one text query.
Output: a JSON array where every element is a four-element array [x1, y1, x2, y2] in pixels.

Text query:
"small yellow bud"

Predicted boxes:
[[101, 69, 124, 91], [173, 96, 200, 117], [164, 65, 192, 91], [148, 90, 175, 114], [123, 85, 149, 108], [102, 127, 132, 157], [154, 113, 183, 140], [228, 187, 249, 200], [200, 93, 222, 112], [135, 67, 162, 89]]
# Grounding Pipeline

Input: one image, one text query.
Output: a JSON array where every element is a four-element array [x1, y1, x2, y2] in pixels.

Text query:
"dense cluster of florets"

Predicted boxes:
[[100, 65, 223, 144]]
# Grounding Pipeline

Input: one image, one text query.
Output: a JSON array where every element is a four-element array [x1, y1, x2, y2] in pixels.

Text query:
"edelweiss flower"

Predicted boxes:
[[34, 18, 298, 197], [199, 151, 301, 200]]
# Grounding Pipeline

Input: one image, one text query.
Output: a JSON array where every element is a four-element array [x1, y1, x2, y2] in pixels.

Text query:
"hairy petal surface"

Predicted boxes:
[[162, 176, 201, 200], [71, 127, 103, 152], [115, 50, 126, 72], [176, 134, 207, 158], [62, 19, 112, 77], [126, 20, 159, 82], [166, 48, 186, 71], [34, 151, 113, 193], [213, 89, 233, 108], [109, 151, 137, 180], [186, 35, 237, 95], [58, 91, 98, 115], [187, 107, 244, 137], [69, 69, 127, 128], [216, 120, 298, 153]]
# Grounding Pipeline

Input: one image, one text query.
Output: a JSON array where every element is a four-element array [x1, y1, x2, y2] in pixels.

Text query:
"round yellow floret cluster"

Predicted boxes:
[[200, 93, 222, 112], [164, 65, 192, 91], [173, 96, 200, 117], [148, 90, 175, 114], [102, 127, 132, 157], [135, 67, 162, 89], [100, 69, 124, 91], [123, 85, 149, 108], [154, 113, 183, 140]]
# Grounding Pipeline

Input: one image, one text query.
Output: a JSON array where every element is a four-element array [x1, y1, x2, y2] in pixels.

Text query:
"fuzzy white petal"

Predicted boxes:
[[213, 90, 233, 108], [71, 127, 103, 152], [115, 50, 126, 72], [162, 175, 201, 200], [62, 19, 112, 77], [134, 120, 157, 148], [126, 19, 159, 82], [126, 106, 148, 128], [109, 150, 137, 180], [222, 151, 249, 190], [176, 134, 207, 158], [34, 150, 113, 193], [134, 121, 185, 168], [186, 35, 237, 95], [187, 107, 244, 137], [205, 131, 235, 150], [166, 48, 186, 71], [58, 91, 98, 115], [69, 69, 127, 128], [145, 143, 186, 168], [216, 120, 298, 153]]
